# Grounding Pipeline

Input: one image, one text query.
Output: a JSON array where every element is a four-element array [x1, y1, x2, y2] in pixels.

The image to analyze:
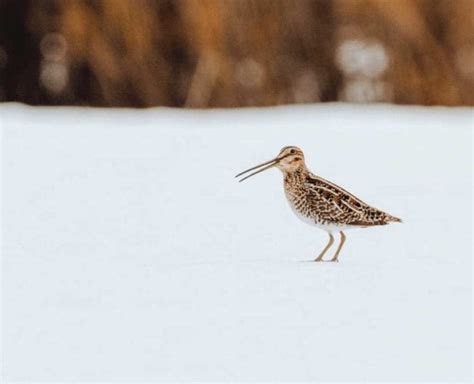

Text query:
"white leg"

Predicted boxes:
[[315, 233, 334, 262], [330, 231, 346, 262]]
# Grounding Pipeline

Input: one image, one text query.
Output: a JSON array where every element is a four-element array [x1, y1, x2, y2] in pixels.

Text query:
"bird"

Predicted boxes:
[[236, 146, 401, 262]]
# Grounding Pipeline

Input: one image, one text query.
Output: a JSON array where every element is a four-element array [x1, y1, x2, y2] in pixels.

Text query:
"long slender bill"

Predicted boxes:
[[235, 158, 277, 178], [236, 159, 278, 182]]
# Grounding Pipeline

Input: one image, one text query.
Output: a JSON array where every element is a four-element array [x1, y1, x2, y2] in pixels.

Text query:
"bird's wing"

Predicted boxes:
[[304, 174, 393, 226]]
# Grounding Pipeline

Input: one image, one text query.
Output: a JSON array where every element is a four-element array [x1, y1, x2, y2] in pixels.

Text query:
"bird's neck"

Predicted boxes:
[[283, 165, 308, 185]]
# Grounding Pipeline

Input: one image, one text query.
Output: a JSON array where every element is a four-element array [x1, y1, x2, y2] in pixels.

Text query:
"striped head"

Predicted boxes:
[[275, 146, 305, 173]]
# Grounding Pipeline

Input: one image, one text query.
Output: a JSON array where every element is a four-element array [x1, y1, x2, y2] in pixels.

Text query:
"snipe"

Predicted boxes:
[[236, 146, 401, 262]]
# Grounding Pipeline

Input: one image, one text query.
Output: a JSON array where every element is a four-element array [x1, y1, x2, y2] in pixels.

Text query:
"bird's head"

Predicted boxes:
[[236, 146, 306, 182]]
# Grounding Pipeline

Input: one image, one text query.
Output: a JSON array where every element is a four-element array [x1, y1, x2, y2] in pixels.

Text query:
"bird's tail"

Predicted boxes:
[[386, 214, 402, 223]]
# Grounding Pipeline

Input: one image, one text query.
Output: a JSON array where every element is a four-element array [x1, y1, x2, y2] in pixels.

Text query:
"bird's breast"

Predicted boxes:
[[284, 188, 315, 223], [283, 185, 352, 233]]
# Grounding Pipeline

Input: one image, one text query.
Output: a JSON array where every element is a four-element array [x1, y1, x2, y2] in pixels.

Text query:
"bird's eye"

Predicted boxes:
[[290, 149, 296, 154]]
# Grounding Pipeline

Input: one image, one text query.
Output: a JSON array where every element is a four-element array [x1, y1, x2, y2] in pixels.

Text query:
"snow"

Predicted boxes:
[[1, 103, 472, 382]]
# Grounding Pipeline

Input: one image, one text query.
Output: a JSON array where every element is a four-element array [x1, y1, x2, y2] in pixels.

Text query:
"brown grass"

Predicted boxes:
[[0, 0, 472, 106]]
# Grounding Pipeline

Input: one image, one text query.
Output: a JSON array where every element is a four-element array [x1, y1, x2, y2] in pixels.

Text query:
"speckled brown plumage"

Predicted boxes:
[[236, 146, 401, 262], [284, 167, 401, 228]]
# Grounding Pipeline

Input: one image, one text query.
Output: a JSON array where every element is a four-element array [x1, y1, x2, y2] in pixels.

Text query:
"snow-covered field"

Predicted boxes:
[[1, 103, 472, 382]]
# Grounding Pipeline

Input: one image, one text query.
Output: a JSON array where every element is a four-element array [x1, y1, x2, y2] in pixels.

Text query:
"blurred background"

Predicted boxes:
[[0, 0, 473, 108]]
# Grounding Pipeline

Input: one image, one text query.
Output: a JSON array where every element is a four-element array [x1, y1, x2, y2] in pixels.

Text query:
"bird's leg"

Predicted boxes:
[[315, 233, 334, 262], [329, 231, 346, 262]]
